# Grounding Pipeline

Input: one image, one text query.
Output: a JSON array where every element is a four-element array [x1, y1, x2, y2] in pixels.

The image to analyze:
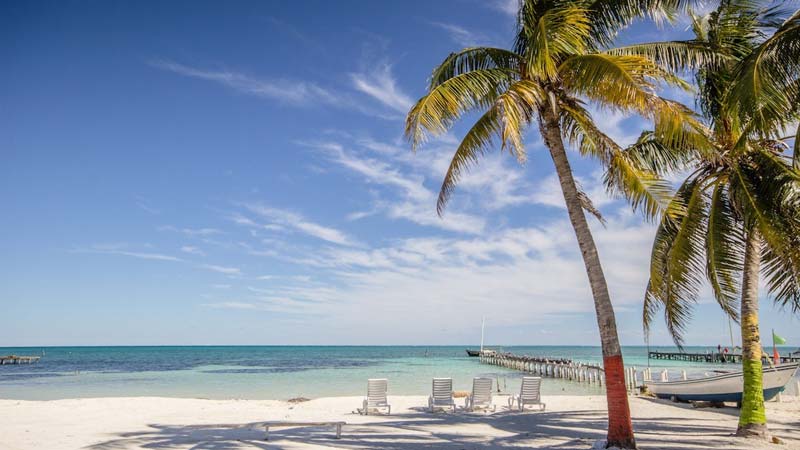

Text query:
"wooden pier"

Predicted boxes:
[[0, 355, 41, 365], [648, 351, 800, 364], [479, 351, 615, 389]]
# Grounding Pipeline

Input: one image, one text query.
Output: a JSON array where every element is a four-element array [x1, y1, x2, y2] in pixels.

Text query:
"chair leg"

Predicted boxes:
[[264, 425, 270, 441], [336, 423, 342, 439]]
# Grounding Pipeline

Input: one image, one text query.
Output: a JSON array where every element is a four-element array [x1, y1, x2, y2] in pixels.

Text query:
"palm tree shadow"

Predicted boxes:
[[83, 407, 764, 450], [86, 423, 271, 450]]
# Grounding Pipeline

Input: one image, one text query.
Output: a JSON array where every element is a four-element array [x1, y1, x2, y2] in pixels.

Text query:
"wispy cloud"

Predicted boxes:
[[201, 264, 242, 275], [78, 245, 183, 262], [134, 196, 160, 215], [150, 59, 343, 107], [214, 211, 662, 343], [302, 139, 486, 234], [180, 246, 205, 256], [158, 226, 224, 237], [429, 22, 491, 47], [488, 0, 519, 17], [206, 301, 260, 310], [241, 204, 358, 246], [350, 63, 414, 113]]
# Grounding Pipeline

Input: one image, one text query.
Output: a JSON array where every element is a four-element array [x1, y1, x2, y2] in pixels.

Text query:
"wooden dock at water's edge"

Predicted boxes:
[[0, 355, 41, 365], [478, 351, 627, 390], [648, 351, 800, 364]]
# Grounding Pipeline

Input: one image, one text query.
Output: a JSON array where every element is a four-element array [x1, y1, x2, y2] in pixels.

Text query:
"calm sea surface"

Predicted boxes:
[[0, 346, 796, 400]]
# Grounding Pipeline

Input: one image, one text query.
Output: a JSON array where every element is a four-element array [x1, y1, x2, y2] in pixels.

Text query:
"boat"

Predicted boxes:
[[466, 317, 486, 357], [645, 363, 799, 405]]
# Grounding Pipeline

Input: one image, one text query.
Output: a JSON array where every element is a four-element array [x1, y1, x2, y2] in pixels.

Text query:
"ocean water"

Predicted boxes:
[[0, 346, 796, 400]]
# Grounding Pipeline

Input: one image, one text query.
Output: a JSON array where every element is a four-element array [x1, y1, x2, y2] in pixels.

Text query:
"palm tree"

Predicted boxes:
[[405, 1, 708, 448], [642, 2, 800, 439]]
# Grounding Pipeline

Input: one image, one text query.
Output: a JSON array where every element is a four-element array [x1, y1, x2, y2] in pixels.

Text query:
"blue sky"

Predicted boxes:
[[2, 0, 798, 346]]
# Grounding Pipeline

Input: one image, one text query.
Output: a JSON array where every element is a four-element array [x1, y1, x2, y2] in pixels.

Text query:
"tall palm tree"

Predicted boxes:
[[641, 1, 800, 439], [405, 1, 708, 447]]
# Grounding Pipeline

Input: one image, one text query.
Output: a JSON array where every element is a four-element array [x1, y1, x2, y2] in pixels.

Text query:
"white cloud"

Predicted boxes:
[[159, 226, 223, 237], [79, 245, 183, 262], [530, 172, 614, 211], [180, 246, 204, 256], [350, 63, 414, 113], [304, 139, 486, 234], [489, 0, 518, 17], [206, 301, 260, 310], [222, 211, 659, 344], [242, 203, 358, 246], [429, 22, 491, 47], [201, 264, 242, 275], [150, 60, 342, 107]]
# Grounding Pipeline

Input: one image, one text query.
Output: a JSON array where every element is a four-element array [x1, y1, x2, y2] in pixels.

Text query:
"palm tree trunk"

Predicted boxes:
[[736, 230, 768, 438], [539, 103, 636, 449]]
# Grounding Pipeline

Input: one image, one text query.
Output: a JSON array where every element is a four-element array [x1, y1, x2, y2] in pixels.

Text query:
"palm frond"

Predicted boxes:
[[577, 186, 606, 225], [517, 3, 592, 81], [405, 68, 517, 149], [649, 99, 716, 160], [729, 159, 800, 282], [623, 131, 696, 175], [645, 175, 709, 347], [559, 98, 619, 163], [604, 151, 674, 221], [430, 47, 522, 89], [604, 40, 724, 72], [795, 121, 800, 170], [586, 0, 690, 48], [435, 80, 544, 214], [436, 108, 501, 215], [726, 8, 800, 132], [559, 53, 692, 118], [705, 180, 743, 321], [762, 237, 800, 313]]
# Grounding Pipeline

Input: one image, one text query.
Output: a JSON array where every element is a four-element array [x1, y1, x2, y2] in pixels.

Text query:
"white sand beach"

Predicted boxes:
[[1, 395, 798, 450]]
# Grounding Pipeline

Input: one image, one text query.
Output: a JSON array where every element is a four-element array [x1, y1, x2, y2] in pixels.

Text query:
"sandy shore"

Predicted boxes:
[[0, 394, 798, 450]]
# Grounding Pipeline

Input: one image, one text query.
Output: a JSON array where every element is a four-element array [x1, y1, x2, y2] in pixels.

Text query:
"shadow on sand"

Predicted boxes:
[[84, 404, 765, 450]]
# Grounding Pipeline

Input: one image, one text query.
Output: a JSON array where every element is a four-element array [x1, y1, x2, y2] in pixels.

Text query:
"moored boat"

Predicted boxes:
[[645, 363, 799, 405], [466, 317, 487, 358]]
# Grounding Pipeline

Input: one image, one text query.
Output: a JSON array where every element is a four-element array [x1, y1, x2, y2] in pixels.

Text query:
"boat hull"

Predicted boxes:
[[465, 349, 480, 357], [645, 363, 798, 403]]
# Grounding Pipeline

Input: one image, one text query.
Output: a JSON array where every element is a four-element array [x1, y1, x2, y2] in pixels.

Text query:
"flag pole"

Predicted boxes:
[[772, 328, 779, 365]]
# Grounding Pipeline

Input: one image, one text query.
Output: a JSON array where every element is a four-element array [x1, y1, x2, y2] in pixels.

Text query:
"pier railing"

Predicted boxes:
[[479, 351, 646, 394], [0, 355, 41, 365], [648, 350, 800, 364]]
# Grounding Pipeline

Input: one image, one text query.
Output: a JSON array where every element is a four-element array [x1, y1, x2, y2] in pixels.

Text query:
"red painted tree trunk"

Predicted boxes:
[[539, 103, 636, 449]]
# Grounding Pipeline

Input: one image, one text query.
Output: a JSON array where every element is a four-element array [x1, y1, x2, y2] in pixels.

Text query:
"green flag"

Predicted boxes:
[[773, 331, 787, 345]]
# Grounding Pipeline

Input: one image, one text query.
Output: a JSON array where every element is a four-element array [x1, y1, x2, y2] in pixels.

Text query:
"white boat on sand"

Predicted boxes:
[[645, 363, 799, 405]]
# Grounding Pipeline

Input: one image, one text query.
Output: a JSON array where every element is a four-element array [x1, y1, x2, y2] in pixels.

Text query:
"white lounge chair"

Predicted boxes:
[[509, 376, 545, 411], [360, 378, 391, 415], [465, 377, 495, 411], [428, 378, 456, 412]]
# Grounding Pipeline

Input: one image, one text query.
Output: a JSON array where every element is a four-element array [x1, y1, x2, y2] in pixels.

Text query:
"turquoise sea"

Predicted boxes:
[[1, 346, 796, 400]]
